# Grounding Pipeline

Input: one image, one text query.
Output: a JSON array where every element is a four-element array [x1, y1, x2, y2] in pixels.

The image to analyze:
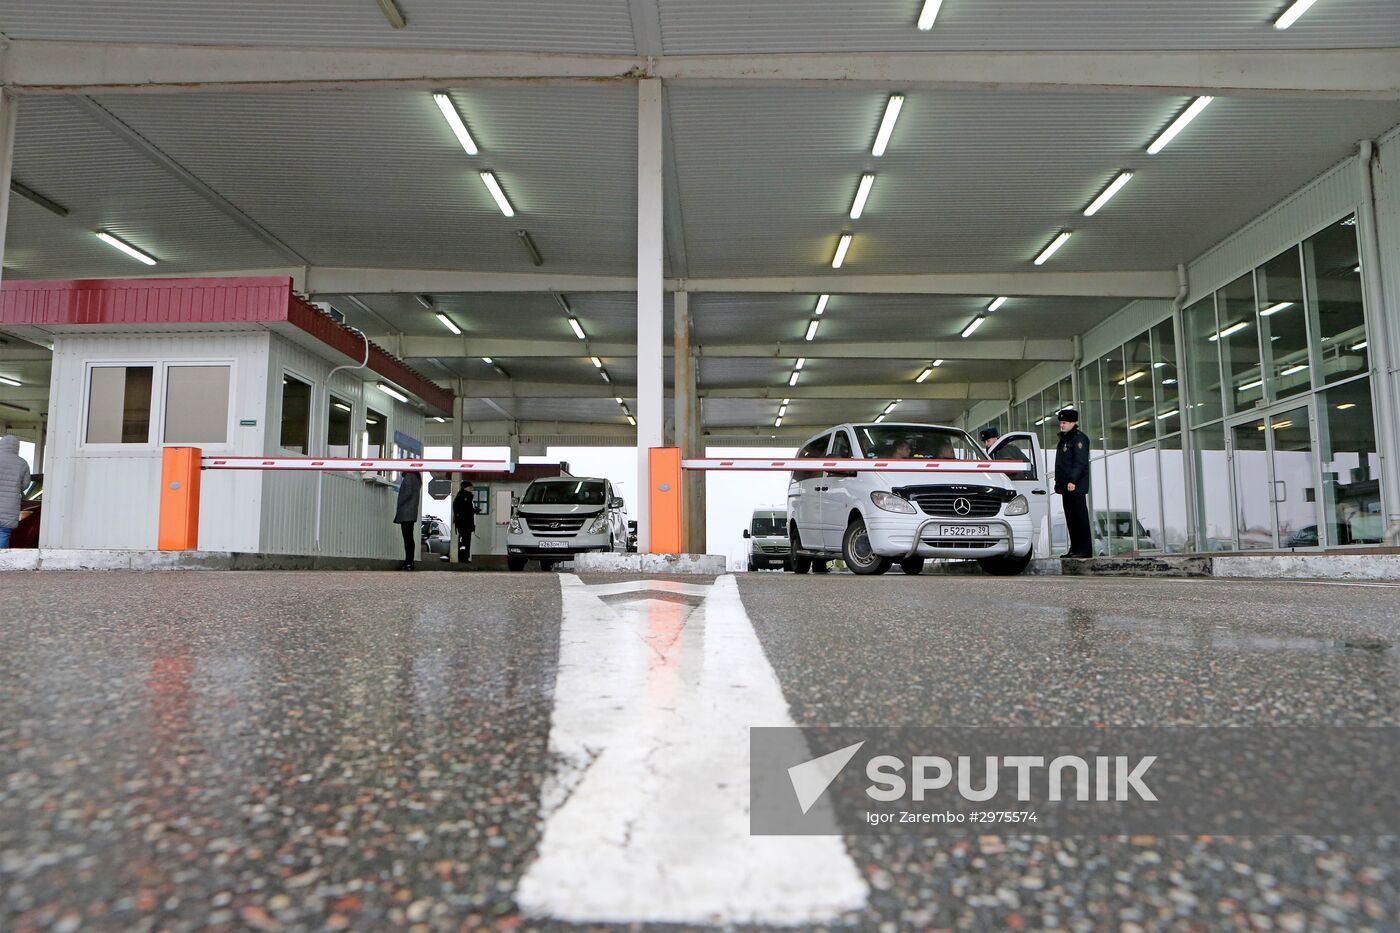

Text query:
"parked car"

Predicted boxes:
[[744, 506, 791, 571], [11, 473, 41, 549], [626, 520, 639, 553], [421, 516, 450, 558], [506, 477, 628, 571], [787, 423, 1045, 576]]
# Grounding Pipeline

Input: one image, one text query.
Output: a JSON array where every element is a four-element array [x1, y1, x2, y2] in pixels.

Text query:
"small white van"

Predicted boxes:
[[744, 506, 791, 571], [506, 477, 628, 571]]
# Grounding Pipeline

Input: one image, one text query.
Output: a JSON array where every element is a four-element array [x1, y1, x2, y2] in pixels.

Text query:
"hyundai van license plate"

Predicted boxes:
[[940, 525, 989, 537], [538, 540, 567, 548]]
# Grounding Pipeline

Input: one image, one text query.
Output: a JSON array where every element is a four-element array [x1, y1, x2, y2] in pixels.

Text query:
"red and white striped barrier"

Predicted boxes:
[[202, 457, 513, 473], [679, 457, 1029, 473]]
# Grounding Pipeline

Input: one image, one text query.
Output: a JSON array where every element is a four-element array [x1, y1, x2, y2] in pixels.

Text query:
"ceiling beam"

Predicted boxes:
[[452, 379, 1008, 400], [396, 336, 1075, 360], [7, 43, 1399, 100], [307, 266, 1175, 298]]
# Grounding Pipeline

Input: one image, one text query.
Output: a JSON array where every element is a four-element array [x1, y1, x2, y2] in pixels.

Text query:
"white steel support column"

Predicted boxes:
[[0, 93, 17, 285], [636, 78, 666, 552], [1357, 141, 1400, 531]]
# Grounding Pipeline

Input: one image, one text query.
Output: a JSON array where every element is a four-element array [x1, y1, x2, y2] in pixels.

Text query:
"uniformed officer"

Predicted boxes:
[[1053, 408, 1093, 558], [979, 427, 1001, 452]]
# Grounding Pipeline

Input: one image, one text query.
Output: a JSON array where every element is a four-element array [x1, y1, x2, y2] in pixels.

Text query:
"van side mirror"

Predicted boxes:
[[610, 496, 624, 509], [743, 529, 751, 539]]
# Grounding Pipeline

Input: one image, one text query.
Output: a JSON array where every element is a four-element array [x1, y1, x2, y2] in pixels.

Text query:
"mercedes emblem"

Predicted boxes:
[[953, 497, 973, 516]]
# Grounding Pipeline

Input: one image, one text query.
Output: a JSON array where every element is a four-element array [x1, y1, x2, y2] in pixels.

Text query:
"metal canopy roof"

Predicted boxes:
[[0, 1, 1398, 441]]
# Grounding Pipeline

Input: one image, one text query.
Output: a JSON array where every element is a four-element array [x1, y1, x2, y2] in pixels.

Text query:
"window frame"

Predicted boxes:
[[277, 368, 315, 455], [159, 359, 236, 451], [79, 359, 161, 451], [324, 390, 355, 458]]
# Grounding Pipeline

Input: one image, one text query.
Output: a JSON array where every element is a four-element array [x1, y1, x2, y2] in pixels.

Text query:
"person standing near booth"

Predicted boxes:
[[394, 470, 422, 570], [1053, 409, 1093, 558], [0, 435, 29, 549], [452, 480, 477, 564]]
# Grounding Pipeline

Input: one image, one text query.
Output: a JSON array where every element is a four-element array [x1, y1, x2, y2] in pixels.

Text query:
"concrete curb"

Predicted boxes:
[[572, 552, 728, 575], [0, 549, 405, 571]]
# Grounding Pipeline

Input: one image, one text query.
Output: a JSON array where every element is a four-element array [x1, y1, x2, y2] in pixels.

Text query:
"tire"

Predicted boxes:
[[842, 518, 893, 576], [900, 557, 925, 575], [790, 524, 814, 574], [507, 556, 527, 572], [748, 559, 758, 572], [978, 553, 1033, 576], [783, 556, 795, 572]]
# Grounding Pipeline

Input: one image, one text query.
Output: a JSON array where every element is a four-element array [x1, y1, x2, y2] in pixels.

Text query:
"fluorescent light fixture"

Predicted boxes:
[[795, 357, 806, 370], [789, 371, 800, 387], [0, 375, 19, 387], [1260, 301, 1294, 316], [415, 294, 434, 310], [480, 171, 515, 217], [1272, 419, 1294, 430], [1034, 231, 1072, 265], [433, 93, 479, 155], [1209, 321, 1250, 342], [917, 0, 945, 29], [432, 416, 446, 423], [600, 370, 611, 383], [805, 319, 820, 341], [567, 317, 586, 340], [872, 95, 904, 157], [1129, 419, 1151, 430], [1280, 363, 1309, 376], [1158, 409, 1180, 420], [1352, 340, 1369, 351], [626, 415, 636, 427], [961, 316, 985, 338], [774, 417, 783, 427], [366, 417, 380, 425], [915, 368, 933, 383], [1274, 0, 1320, 29], [832, 234, 853, 269], [933, 359, 944, 366], [849, 174, 876, 220], [883, 402, 897, 415], [874, 414, 886, 423], [783, 398, 791, 405], [778, 405, 787, 416], [333, 402, 352, 412], [1118, 371, 1146, 385], [1153, 361, 1166, 368], [1337, 403, 1357, 411], [1147, 97, 1214, 155], [377, 383, 409, 403], [95, 230, 156, 265], [814, 294, 829, 316], [435, 312, 461, 335], [1163, 377, 1178, 385], [1083, 171, 1134, 217], [1354, 265, 1363, 273], [614, 396, 624, 404], [481, 356, 493, 364], [591, 356, 603, 368], [1239, 379, 1263, 392], [378, 0, 408, 29], [986, 296, 1008, 313]]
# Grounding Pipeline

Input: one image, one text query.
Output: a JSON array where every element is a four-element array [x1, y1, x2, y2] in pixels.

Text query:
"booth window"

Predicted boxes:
[[164, 365, 231, 444], [327, 396, 353, 457], [86, 365, 153, 444], [279, 374, 312, 453], [363, 409, 387, 457]]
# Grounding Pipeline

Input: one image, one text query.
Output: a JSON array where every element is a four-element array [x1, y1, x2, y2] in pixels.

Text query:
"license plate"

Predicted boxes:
[[538, 540, 567, 548], [940, 524, 990, 537]]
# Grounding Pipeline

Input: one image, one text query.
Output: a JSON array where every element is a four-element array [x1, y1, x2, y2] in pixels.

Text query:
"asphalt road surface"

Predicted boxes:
[[2, 570, 1398, 931]]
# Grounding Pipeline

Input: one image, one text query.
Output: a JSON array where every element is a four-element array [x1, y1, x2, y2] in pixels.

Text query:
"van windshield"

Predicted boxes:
[[522, 480, 607, 506], [751, 516, 785, 536], [853, 425, 980, 460]]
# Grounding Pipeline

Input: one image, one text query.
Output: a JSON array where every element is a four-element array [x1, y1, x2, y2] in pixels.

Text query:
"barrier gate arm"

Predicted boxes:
[[201, 457, 515, 472], [680, 457, 1032, 473]]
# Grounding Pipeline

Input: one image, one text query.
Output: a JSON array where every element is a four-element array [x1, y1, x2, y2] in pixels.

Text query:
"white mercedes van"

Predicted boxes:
[[506, 477, 628, 571], [786, 422, 1047, 576], [744, 506, 791, 571]]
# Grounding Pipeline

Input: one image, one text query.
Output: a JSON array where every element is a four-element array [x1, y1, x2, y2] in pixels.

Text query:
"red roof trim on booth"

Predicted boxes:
[[0, 276, 453, 415]]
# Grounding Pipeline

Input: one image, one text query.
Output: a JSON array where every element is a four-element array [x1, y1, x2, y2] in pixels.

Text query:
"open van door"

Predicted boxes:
[[989, 432, 1050, 557]]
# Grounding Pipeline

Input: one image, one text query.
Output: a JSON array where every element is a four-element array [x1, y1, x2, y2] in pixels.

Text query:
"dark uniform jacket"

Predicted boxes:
[[452, 488, 477, 532], [394, 472, 422, 524], [1053, 427, 1091, 495]]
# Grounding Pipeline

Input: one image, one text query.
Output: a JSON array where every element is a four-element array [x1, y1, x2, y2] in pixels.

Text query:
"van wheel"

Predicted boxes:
[[899, 557, 925, 575], [843, 519, 893, 576], [790, 526, 813, 573], [978, 554, 1033, 576], [747, 559, 758, 572], [507, 556, 527, 572]]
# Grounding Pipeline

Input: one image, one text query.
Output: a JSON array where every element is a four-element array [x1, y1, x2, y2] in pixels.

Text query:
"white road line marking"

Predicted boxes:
[[515, 574, 868, 926], [583, 578, 716, 597], [1158, 577, 1400, 589]]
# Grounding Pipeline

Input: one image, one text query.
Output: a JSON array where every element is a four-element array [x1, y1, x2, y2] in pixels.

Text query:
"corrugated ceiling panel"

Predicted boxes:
[[96, 85, 638, 273], [5, 98, 290, 278], [0, 1, 637, 52], [659, 0, 1400, 53]]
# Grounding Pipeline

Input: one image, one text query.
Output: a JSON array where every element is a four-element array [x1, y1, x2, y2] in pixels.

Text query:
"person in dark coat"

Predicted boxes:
[[394, 471, 423, 570], [451, 480, 477, 564], [1053, 409, 1093, 558], [979, 427, 1001, 452]]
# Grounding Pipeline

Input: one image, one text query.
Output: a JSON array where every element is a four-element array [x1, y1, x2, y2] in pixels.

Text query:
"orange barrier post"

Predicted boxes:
[[158, 446, 202, 551], [648, 446, 683, 554]]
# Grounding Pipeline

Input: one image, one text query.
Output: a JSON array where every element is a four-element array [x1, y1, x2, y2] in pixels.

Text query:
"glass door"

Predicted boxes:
[[1226, 402, 1322, 550], [1130, 444, 1164, 552]]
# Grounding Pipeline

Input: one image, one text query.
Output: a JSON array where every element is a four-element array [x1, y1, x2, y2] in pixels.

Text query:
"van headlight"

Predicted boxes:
[[587, 513, 610, 535], [870, 491, 917, 514], [508, 516, 523, 534], [1005, 495, 1029, 516]]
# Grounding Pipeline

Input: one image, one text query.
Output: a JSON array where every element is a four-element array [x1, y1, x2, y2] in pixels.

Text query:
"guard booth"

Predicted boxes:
[[0, 276, 452, 559]]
